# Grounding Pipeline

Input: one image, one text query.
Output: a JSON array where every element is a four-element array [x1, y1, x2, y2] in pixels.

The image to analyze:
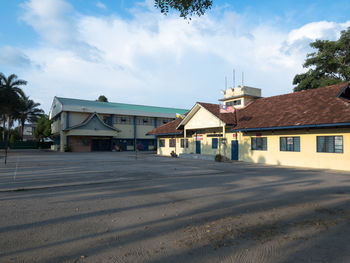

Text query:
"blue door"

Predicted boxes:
[[231, 140, 238, 160], [196, 141, 201, 154]]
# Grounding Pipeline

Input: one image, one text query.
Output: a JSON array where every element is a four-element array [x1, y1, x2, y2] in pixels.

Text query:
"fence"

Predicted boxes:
[[0, 141, 52, 149]]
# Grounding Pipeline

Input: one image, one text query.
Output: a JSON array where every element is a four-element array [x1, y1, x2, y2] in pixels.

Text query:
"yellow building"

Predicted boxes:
[[148, 82, 350, 171], [49, 97, 188, 152]]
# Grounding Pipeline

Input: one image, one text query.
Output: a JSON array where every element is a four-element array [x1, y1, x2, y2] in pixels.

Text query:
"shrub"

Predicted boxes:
[[215, 154, 222, 162], [170, 151, 178, 158]]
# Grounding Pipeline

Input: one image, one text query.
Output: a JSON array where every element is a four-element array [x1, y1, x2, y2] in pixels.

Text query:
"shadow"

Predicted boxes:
[[0, 151, 349, 262]]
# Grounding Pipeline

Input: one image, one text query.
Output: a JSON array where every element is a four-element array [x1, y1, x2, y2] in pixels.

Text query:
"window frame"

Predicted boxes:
[[317, 136, 343, 153], [169, 138, 176, 148], [159, 139, 165, 148], [251, 137, 267, 151], [180, 139, 189, 148], [280, 136, 300, 152]]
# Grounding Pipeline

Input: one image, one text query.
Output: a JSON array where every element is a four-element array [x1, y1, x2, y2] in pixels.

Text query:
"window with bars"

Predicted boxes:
[[161, 118, 172, 124], [115, 116, 132, 124], [317, 136, 343, 153], [180, 139, 189, 148], [251, 137, 267, 151], [169, 139, 176, 147], [136, 117, 155, 125], [226, 100, 241, 106], [159, 139, 165, 147], [280, 137, 300, 152]]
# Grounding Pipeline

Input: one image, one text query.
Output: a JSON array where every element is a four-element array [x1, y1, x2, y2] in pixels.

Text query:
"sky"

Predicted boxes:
[[1, 0, 350, 114]]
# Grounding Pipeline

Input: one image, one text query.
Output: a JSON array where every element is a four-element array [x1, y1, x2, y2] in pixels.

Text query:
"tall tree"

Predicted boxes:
[[34, 115, 52, 142], [17, 96, 44, 140], [0, 73, 27, 163], [293, 27, 350, 92], [97, 95, 108, 102], [154, 0, 213, 19]]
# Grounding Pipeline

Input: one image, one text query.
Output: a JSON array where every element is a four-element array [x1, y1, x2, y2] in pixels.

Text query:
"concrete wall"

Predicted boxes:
[[114, 124, 134, 138], [239, 128, 350, 171], [69, 112, 90, 127], [137, 125, 156, 139]]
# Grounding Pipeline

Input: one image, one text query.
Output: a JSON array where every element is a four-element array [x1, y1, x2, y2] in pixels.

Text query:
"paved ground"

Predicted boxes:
[[0, 150, 349, 263]]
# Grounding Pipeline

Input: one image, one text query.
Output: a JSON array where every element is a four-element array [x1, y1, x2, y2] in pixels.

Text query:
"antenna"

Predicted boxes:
[[225, 76, 227, 90], [242, 72, 244, 86], [233, 69, 235, 88]]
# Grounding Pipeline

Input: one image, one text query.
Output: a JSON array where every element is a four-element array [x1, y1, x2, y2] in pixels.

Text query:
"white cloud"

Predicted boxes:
[[14, 0, 350, 113], [0, 46, 33, 68], [96, 1, 106, 10]]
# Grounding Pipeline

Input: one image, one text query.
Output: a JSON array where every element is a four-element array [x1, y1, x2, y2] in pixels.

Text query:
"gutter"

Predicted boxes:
[[146, 132, 183, 136]]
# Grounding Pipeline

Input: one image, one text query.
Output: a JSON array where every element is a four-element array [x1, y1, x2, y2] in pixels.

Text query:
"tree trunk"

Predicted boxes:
[[4, 115, 10, 164], [2, 115, 5, 141], [21, 119, 25, 141]]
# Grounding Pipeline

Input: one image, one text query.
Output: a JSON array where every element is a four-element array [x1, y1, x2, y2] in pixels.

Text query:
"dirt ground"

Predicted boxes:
[[0, 150, 349, 263]]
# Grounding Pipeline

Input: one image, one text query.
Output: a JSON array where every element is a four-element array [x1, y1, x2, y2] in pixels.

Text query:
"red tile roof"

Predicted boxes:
[[147, 118, 183, 135], [234, 82, 350, 130], [147, 82, 350, 135]]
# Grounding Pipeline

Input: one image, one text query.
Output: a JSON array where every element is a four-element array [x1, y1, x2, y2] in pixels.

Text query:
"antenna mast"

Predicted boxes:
[[242, 72, 244, 86], [225, 76, 227, 90], [233, 69, 235, 88]]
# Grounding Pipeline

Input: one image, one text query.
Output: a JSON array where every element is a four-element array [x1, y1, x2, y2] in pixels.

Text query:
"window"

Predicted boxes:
[[212, 138, 218, 149], [226, 100, 241, 106], [161, 118, 172, 124], [159, 139, 165, 147], [181, 139, 189, 148], [280, 137, 300, 152], [115, 116, 132, 125], [169, 139, 176, 147], [136, 117, 155, 125], [103, 116, 110, 124], [251, 137, 267, 150], [317, 136, 343, 153]]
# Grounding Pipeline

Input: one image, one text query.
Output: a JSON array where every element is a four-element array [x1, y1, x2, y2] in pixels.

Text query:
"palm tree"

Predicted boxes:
[[17, 96, 44, 140], [0, 73, 27, 163]]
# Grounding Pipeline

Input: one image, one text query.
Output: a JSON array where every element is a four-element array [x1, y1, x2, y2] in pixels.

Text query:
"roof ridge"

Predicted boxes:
[[56, 96, 188, 111]]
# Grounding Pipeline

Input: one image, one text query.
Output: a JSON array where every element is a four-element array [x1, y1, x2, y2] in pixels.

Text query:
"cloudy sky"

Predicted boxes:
[[1, 0, 350, 113]]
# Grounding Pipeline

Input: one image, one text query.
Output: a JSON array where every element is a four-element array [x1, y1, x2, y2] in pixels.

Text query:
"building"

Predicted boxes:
[[147, 82, 350, 171], [49, 97, 188, 152], [22, 123, 36, 141]]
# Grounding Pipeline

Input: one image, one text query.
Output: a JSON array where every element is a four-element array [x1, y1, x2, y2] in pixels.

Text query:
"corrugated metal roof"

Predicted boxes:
[[55, 97, 188, 115]]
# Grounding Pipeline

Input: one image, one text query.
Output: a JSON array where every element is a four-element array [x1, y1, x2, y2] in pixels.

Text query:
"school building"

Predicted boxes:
[[49, 97, 188, 152], [147, 82, 350, 171]]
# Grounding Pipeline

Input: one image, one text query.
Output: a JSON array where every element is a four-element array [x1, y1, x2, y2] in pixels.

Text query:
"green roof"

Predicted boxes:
[[56, 97, 188, 114]]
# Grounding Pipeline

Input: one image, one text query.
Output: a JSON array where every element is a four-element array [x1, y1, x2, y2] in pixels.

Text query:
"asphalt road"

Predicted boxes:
[[0, 150, 349, 263]]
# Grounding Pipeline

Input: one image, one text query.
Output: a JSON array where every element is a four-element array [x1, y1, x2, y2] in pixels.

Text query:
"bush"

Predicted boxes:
[[170, 151, 178, 158], [215, 154, 222, 162]]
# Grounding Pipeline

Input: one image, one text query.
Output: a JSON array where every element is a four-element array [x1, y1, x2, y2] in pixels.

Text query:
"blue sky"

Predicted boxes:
[[1, 0, 350, 113]]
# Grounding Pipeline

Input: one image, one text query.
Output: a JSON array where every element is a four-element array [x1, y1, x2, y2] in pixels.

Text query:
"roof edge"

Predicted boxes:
[[64, 112, 120, 132], [235, 122, 350, 132]]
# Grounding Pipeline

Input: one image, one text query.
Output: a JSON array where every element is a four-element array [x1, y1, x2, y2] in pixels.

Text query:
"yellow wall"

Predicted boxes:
[[157, 130, 236, 159], [185, 107, 223, 129], [239, 128, 350, 172], [157, 137, 186, 156]]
